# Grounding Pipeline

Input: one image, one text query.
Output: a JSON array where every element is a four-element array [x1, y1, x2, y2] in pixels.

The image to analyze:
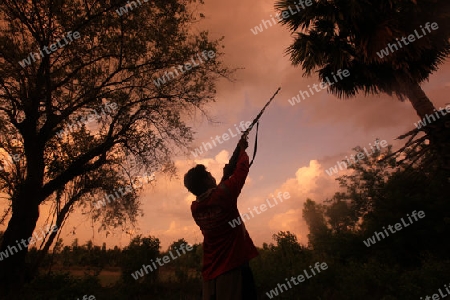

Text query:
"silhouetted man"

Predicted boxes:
[[184, 137, 258, 300]]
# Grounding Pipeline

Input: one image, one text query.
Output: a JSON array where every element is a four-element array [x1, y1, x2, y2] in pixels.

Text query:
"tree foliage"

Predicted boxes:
[[252, 142, 449, 299], [275, 0, 450, 117], [0, 0, 231, 292]]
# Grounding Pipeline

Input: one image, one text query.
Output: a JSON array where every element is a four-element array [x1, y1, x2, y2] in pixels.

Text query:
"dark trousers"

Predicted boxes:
[[202, 262, 257, 300]]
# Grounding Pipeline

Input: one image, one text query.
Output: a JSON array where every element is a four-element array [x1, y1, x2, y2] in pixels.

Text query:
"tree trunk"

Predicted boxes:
[[399, 79, 450, 171], [0, 195, 39, 295], [30, 192, 75, 277], [425, 114, 450, 171], [0, 188, 40, 296], [403, 81, 436, 119]]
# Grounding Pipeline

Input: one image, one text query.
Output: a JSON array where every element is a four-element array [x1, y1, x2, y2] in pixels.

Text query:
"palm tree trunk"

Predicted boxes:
[[402, 81, 436, 119], [398, 79, 450, 170]]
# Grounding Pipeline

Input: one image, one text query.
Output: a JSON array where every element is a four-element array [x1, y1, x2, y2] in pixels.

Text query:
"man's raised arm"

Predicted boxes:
[[221, 137, 249, 198]]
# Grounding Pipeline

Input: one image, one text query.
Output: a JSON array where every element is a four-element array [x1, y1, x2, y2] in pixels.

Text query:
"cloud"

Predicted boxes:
[[147, 221, 203, 251], [243, 160, 340, 247], [269, 209, 307, 244], [138, 157, 340, 250], [279, 160, 338, 200]]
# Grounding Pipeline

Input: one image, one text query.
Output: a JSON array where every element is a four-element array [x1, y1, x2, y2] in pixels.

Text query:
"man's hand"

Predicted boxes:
[[221, 136, 248, 182]]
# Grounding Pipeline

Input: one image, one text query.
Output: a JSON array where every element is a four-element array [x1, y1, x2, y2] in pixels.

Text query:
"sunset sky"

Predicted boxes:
[[3, 0, 450, 251]]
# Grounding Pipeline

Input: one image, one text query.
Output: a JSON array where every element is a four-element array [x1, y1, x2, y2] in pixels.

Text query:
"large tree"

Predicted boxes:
[[0, 0, 229, 293], [275, 0, 450, 118]]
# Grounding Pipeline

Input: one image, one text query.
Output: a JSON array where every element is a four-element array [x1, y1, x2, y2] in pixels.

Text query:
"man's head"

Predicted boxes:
[[184, 164, 217, 196]]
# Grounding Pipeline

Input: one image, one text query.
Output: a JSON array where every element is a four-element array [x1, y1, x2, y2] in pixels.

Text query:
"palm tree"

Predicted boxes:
[[275, 0, 450, 118]]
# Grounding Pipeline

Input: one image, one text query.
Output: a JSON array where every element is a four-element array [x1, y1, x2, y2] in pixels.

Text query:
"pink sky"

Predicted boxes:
[[2, 0, 449, 251]]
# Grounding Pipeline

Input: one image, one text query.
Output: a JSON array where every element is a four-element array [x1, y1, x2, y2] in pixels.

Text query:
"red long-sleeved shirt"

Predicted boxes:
[[191, 149, 258, 280]]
